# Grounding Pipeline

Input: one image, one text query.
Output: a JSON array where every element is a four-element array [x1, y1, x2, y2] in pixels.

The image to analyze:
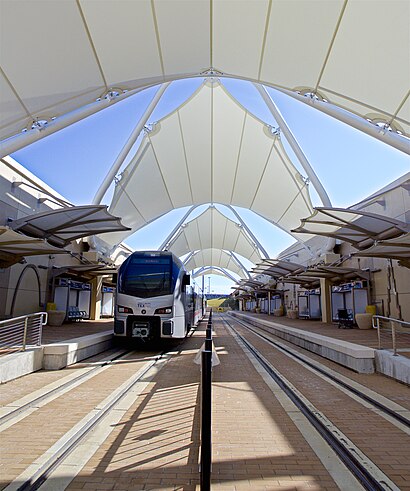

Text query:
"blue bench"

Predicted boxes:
[[66, 306, 87, 322]]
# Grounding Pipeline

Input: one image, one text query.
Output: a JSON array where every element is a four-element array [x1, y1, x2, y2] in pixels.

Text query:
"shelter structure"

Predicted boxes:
[[0, 1, 408, 321]]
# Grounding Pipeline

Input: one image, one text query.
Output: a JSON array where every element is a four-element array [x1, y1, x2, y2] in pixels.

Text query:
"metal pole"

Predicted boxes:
[[391, 321, 398, 356], [200, 349, 212, 491], [273, 87, 410, 156], [93, 82, 171, 204], [254, 83, 336, 253], [158, 205, 197, 250], [22, 316, 28, 351], [376, 317, 382, 350], [0, 87, 147, 159], [227, 206, 269, 259]]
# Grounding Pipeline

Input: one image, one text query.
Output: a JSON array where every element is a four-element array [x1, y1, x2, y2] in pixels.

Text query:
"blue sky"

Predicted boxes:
[[12, 78, 410, 293]]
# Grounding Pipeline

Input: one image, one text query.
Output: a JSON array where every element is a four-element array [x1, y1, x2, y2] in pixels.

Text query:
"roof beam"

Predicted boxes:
[[93, 82, 171, 204], [255, 83, 336, 253]]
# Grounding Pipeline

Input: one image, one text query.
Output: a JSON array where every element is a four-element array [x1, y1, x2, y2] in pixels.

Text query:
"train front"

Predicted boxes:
[[114, 251, 188, 344]]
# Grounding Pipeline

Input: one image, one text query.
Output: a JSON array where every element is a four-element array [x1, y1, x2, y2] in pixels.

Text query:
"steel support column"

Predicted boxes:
[[93, 82, 171, 204]]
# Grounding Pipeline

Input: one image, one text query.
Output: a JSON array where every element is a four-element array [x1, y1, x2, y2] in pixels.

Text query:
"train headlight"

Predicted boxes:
[[118, 306, 133, 313], [154, 307, 172, 315]]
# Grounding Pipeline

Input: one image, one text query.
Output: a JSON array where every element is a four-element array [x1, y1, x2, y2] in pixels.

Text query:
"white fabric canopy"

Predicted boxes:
[[107, 82, 313, 245], [184, 249, 248, 279], [1, 0, 408, 141], [166, 206, 263, 265]]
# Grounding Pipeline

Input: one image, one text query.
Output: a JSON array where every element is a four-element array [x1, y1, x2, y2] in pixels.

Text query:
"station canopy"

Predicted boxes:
[[0, 226, 66, 268], [1, 0, 409, 142], [252, 259, 305, 278], [184, 248, 248, 279], [165, 206, 264, 266], [353, 233, 410, 268], [106, 81, 313, 246], [10, 205, 130, 248], [292, 207, 410, 250]]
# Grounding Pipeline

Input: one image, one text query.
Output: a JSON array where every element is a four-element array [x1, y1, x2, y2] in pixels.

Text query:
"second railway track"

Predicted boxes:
[[220, 313, 408, 491]]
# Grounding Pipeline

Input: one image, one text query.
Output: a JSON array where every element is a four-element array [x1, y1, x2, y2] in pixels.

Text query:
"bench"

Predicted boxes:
[[66, 306, 87, 322]]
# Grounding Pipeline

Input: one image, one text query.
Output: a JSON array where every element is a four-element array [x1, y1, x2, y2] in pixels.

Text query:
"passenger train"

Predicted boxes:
[[114, 251, 204, 344]]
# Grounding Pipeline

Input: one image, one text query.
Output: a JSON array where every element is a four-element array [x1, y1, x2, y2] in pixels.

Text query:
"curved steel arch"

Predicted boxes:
[[191, 267, 239, 283]]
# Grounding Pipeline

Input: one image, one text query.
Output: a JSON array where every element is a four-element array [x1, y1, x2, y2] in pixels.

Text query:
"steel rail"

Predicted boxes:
[[15, 327, 198, 491], [220, 314, 396, 491], [0, 349, 130, 427], [227, 314, 410, 429], [16, 350, 167, 491]]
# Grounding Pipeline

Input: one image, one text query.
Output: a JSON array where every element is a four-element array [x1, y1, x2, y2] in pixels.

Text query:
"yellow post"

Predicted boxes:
[[90, 277, 103, 320], [320, 278, 332, 324]]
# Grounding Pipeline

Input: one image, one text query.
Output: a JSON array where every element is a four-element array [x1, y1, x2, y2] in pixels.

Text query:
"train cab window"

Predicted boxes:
[[119, 255, 173, 298]]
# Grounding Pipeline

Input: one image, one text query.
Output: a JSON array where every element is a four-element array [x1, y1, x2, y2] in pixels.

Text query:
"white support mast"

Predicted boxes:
[[93, 82, 171, 204], [255, 83, 336, 253]]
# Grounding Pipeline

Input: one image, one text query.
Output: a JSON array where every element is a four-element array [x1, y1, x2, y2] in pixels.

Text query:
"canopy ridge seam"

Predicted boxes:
[[76, 0, 108, 89], [273, 140, 313, 213], [0, 66, 32, 120], [150, 0, 166, 78], [314, 0, 348, 93], [257, 0, 272, 81], [317, 85, 409, 127], [115, 178, 147, 224], [249, 140, 275, 209], [177, 111, 194, 203], [147, 133, 175, 208], [209, 0, 213, 68], [229, 112, 248, 203], [275, 180, 309, 227], [390, 89, 410, 125], [211, 83, 214, 204]]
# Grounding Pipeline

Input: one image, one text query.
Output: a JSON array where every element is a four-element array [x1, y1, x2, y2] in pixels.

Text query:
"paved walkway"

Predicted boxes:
[[41, 319, 114, 344], [240, 312, 410, 351]]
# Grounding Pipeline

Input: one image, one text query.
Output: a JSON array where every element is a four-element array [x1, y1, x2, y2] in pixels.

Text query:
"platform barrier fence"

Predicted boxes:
[[0, 312, 47, 351], [373, 315, 410, 356]]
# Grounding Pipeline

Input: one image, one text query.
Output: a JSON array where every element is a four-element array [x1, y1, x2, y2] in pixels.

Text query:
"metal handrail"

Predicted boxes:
[[0, 312, 47, 351], [372, 315, 410, 356]]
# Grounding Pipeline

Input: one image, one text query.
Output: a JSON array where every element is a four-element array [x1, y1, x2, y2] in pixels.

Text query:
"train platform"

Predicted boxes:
[[1, 315, 409, 491], [0, 320, 114, 383], [230, 311, 410, 384]]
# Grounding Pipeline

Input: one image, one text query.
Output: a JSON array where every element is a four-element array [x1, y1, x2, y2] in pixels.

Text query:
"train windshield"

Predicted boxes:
[[119, 255, 178, 298]]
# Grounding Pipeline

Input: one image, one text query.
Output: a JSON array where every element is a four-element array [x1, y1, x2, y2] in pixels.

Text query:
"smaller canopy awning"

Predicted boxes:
[[52, 263, 118, 278], [292, 207, 410, 250], [0, 226, 66, 268], [353, 233, 410, 268], [252, 259, 305, 278], [10, 205, 130, 248]]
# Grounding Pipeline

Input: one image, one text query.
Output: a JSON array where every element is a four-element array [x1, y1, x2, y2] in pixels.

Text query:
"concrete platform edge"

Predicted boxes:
[[0, 331, 113, 382], [375, 350, 410, 385], [230, 311, 375, 373]]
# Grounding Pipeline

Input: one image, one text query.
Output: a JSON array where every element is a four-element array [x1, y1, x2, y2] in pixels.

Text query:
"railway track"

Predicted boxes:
[[220, 313, 408, 491], [2, 328, 197, 491], [0, 349, 130, 429], [223, 313, 410, 429]]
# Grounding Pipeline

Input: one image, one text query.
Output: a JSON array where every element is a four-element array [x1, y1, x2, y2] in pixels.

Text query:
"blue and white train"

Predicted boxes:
[[114, 251, 204, 344]]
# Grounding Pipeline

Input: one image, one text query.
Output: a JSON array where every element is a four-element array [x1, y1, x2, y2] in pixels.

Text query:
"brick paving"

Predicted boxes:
[[0, 351, 156, 489], [231, 317, 410, 490], [41, 319, 114, 344], [2, 315, 409, 490], [242, 312, 410, 352], [234, 312, 410, 409]]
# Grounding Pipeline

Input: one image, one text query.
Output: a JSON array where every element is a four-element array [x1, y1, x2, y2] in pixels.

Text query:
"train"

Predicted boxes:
[[114, 251, 205, 344]]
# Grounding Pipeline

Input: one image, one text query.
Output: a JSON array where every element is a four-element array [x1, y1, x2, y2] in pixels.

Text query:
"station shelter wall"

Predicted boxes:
[[276, 178, 410, 321]]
